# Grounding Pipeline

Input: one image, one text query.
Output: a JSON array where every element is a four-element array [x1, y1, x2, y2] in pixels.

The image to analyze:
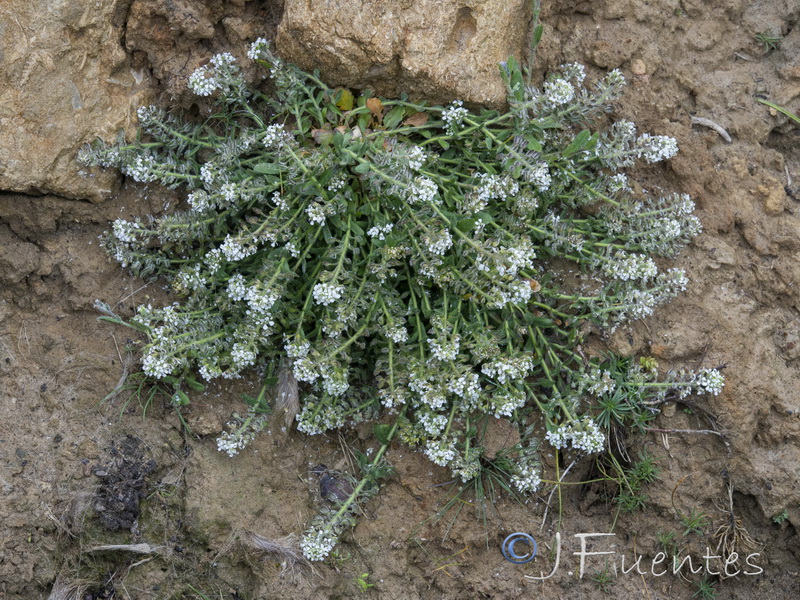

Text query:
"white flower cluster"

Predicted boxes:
[[418, 411, 448, 436], [285, 335, 311, 358], [442, 100, 469, 134], [511, 464, 542, 494], [220, 235, 257, 262], [188, 53, 240, 97], [188, 68, 218, 96], [608, 173, 629, 193], [428, 335, 460, 361], [124, 154, 158, 183], [313, 282, 345, 306], [383, 324, 408, 343], [247, 37, 269, 60], [246, 285, 279, 315], [408, 371, 447, 410], [481, 355, 533, 384], [450, 453, 482, 482], [407, 176, 439, 204], [585, 368, 616, 396], [216, 409, 269, 457], [559, 62, 586, 84], [525, 161, 552, 192], [476, 242, 536, 278], [603, 252, 658, 282], [423, 228, 453, 255], [488, 387, 526, 418], [231, 342, 256, 369], [489, 280, 533, 308], [424, 437, 458, 466], [447, 371, 481, 406], [378, 387, 407, 409], [300, 528, 337, 562], [546, 418, 605, 454], [367, 223, 394, 240], [543, 78, 575, 107], [327, 174, 347, 192], [141, 351, 178, 379], [174, 264, 207, 293], [692, 368, 724, 396], [112, 219, 140, 243], [636, 133, 679, 163], [406, 145, 428, 171], [262, 123, 294, 150], [474, 173, 520, 211], [227, 273, 248, 301], [187, 190, 212, 212], [296, 400, 347, 435]]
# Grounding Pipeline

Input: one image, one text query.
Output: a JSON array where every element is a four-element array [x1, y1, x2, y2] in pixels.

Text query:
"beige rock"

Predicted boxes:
[[276, 0, 530, 107], [757, 175, 787, 215], [631, 58, 647, 76], [0, 0, 154, 202]]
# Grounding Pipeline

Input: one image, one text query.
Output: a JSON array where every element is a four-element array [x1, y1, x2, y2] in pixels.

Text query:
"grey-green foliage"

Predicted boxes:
[[81, 38, 724, 560]]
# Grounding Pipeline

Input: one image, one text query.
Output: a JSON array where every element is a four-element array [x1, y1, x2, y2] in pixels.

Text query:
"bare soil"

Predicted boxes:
[[1, 0, 799, 598]]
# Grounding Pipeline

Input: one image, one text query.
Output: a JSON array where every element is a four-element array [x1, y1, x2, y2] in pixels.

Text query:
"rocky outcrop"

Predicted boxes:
[[0, 0, 153, 202], [277, 0, 531, 107]]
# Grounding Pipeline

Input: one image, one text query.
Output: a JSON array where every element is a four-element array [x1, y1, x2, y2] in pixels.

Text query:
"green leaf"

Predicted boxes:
[[563, 129, 592, 157], [353, 161, 371, 174], [475, 211, 494, 224], [532, 24, 544, 48], [524, 134, 542, 152], [438, 138, 450, 151], [456, 218, 475, 232], [374, 423, 393, 445], [384, 106, 406, 129], [253, 163, 280, 174]]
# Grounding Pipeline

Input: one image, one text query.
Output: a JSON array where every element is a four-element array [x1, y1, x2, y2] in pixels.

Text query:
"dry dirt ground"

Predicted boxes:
[[1, 1, 799, 598]]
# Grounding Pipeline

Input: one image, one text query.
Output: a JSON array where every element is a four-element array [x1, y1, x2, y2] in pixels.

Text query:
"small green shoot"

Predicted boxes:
[[772, 508, 789, 524], [354, 572, 374, 593], [692, 576, 717, 599], [591, 565, 616, 593], [754, 31, 783, 52], [681, 509, 710, 537]]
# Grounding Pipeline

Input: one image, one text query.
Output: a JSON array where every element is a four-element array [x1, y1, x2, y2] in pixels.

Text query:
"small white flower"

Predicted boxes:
[[189, 66, 218, 96], [313, 282, 345, 306], [442, 100, 469, 133], [543, 78, 574, 106]]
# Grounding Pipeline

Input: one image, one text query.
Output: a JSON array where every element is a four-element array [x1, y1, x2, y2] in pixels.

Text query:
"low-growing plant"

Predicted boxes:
[[754, 30, 783, 53], [353, 572, 374, 593], [692, 575, 718, 599], [80, 24, 724, 561], [772, 508, 788, 525], [681, 509, 711, 537], [591, 564, 616, 593]]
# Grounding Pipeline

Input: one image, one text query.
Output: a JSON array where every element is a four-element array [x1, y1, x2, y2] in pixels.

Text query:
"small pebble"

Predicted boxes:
[[631, 59, 647, 76]]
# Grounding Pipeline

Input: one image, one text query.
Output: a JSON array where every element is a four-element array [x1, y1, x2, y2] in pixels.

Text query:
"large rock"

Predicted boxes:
[[0, 0, 154, 202], [123, 0, 281, 106], [276, 0, 530, 106]]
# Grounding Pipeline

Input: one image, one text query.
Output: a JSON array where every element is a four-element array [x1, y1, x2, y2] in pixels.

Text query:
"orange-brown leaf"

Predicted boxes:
[[403, 112, 429, 127]]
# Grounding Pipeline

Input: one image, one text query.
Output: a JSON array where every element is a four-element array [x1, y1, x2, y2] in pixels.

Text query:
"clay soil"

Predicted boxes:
[[1, 1, 799, 598]]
